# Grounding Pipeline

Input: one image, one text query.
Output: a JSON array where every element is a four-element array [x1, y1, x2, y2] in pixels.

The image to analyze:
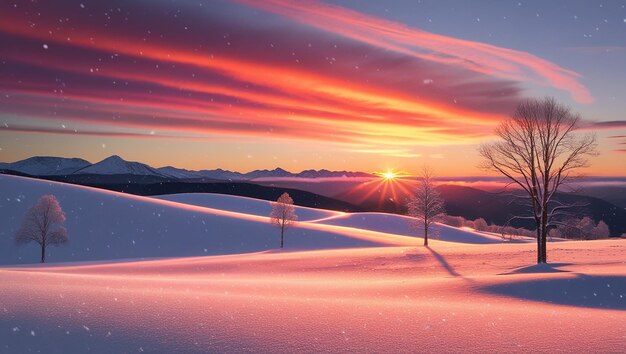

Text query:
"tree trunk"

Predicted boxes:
[[423, 220, 428, 246], [535, 223, 542, 264], [541, 230, 548, 263], [280, 226, 284, 249], [541, 210, 548, 263], [541, 228, 548, 264], [40, 244, 46, 263]]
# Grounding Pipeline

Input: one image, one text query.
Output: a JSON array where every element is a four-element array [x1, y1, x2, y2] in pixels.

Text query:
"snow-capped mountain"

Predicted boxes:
[[157, 166, 245, 180], [158, 166, 202, 179], [200, 168, 245, 180], [1, 155, 373, 179], [73, 155, 166, 176], [295, 169, 372, 178], [244, 168, 293, 179], [0, 156, 91, 175]]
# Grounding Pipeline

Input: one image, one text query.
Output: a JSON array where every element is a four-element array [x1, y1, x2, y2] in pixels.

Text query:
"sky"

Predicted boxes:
[[0, 0, 625, 176]]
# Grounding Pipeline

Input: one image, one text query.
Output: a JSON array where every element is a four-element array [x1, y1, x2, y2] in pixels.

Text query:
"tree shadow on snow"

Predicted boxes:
[[424, 246, 461, 277], [482, 274, 626, 310], [500, 263, 572, 275]]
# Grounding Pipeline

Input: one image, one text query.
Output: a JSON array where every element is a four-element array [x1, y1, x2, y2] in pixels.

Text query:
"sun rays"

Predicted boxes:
[[341, 170, 415, 210]]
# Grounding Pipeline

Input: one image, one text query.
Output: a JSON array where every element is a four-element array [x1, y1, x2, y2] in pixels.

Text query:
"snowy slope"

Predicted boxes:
[[0, 175, 508, 265], [0, 156, 91, 175], [155, 193, 341, 221], [0, 175, 396, 264], [73, 155, 166, 176], [1, 240, 624, 353], [312, 213, 521, 244]]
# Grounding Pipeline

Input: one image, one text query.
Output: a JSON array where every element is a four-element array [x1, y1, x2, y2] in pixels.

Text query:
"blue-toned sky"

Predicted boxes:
[[0, 0, 624, 175]]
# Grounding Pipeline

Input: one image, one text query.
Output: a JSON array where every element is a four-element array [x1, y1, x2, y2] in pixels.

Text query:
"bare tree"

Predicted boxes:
[[479, 97, 597, 263], [407, 166, 445, 246], [15, 195, 68, 263], [270, 192, 297, 249]]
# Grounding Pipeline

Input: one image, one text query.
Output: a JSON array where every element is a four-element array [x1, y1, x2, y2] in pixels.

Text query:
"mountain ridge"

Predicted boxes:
[[0, 155, 374, 180]]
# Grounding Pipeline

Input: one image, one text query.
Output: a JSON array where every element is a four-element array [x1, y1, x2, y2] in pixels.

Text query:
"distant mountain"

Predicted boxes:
[[0, 156, 91, 175], [157, 164, 372, 180], [332, 183, 626, 236], [437, 185, 626, 236], [73, 155, 167, 177], [158, 166, 245, 180], [571, 186, 626, 209], [245, 168, 293, 179], [157, 166, 201, 179], [294, 169, 372, 178], [1, 155, 374, 180]]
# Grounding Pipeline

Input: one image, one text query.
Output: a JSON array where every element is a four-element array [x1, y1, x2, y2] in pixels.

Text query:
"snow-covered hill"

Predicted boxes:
[[0, 175, 508, 265], [0, 156, 90, 175], [73, 155, 166, 176]]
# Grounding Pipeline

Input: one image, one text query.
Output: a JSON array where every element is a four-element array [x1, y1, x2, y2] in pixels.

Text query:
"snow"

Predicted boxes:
[[1, 174, 625, 352], [0, 175, 508, 264], [1, 241, 624, 352], [155, 193, 341, 221], [312, 212, 517, 244]]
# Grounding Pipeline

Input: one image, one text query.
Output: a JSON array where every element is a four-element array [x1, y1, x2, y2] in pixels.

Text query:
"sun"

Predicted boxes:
[[382, 171, 397, 180], [375, 169, 401, 180]]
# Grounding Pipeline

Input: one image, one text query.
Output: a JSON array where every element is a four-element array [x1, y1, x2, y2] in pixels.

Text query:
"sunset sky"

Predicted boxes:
[[1, 0, 625, 176]]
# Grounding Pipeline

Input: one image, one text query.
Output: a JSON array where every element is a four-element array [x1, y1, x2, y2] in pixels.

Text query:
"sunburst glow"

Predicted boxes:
[[374, 169, 410, 180], [382, 171, 397, 180]]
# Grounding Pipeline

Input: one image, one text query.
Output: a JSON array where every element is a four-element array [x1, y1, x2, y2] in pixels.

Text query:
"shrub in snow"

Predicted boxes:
[[473, 218, 488, 231], [442, 215, 465, 228]]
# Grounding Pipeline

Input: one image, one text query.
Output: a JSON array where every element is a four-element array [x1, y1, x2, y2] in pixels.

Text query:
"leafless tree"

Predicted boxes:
[[479, 97, 597, 263], [15, 195, 68, 263], [270, 192, 297, 249], [407, 166, 446, 246]]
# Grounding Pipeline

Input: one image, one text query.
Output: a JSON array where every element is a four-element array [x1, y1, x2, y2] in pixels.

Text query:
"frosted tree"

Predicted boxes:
[[270, 193, 297, 249], [407, 166, 445, 246], [15, 195, 68, 263], [479, 97, 597, 263]]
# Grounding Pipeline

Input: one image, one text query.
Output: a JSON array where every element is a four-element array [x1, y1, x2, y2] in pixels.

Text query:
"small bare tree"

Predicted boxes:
[[479, 97, 597, 263], [16, 195, 68, 263], [270, 193, 297, 249], [407, 166, 445, 246]]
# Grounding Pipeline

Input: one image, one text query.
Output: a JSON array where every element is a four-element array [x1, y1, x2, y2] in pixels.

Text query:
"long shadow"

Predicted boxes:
[[482, 274, 626, 311], [425, 246, 461, 277]]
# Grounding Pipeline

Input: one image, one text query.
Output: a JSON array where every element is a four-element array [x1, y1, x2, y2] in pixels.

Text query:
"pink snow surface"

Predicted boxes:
[[0, 175, 625, 352], [1, 242, 625, 352]]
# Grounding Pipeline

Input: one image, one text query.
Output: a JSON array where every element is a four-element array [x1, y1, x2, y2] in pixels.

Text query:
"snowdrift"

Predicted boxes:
[[311, 213, 509, 244], [1, 175, 507, 264], [155, 193, 339, 221]]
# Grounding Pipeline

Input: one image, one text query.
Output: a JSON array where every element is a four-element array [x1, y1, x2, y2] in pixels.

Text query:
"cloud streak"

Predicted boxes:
[[239, 0, 593, 103], [0, 0, 593, 158]]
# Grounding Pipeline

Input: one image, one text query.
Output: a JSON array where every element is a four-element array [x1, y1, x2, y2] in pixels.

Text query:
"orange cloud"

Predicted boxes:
[[0, 0, 567, 159], [238, 0, 593, 103]]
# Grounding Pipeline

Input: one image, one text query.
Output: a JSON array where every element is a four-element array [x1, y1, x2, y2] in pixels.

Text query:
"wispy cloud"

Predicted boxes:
[[239, 0, 593, 103], [589, 121, 626, 129], [0, 0, 593, 157]]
